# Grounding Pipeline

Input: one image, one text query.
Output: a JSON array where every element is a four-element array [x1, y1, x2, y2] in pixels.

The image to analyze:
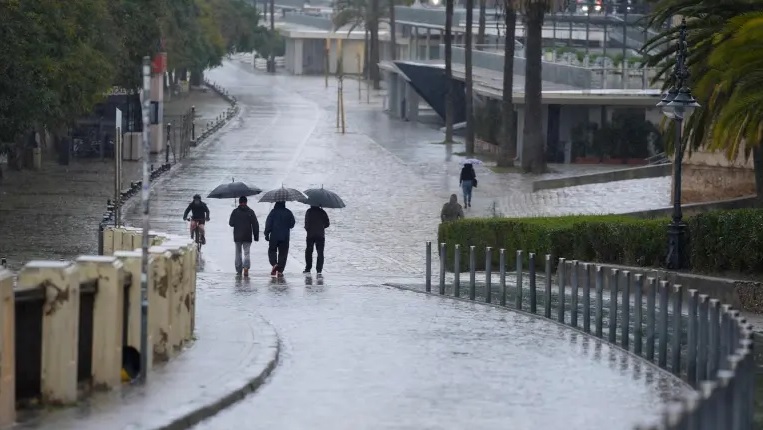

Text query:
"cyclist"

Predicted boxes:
[[183, 194, 210, 245]]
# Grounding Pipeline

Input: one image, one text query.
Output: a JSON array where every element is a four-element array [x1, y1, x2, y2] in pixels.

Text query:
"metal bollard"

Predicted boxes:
[[646, 278, 657, 361], [658, 280, 670, 369], [582, 263, 591, 333], [717, 371, 735, 429], [697, 294, 709, 383], [515, 250, 523, 310], [454, 245, 461, 298], [469, 246, 476, 301], [557, 258, 566, 323], [687, 289, 699, 386], [595, 266, 604, 338], [633, 274, 643, 356], [425, 241, 432, 292], [720, 305, 732, 370], [439, 243, 446, 295], [529, 253, 537, 314], [544, 255, 552, 318], [608, 269, 619, 344], [728, 355, 743, 430], [499, 249, 506, 306], [709, 299, 721, 378], [671, 284, 685, 374], [621, 271, 631, 351], [700, 381, 718, 430], [570, 261, 579, 327], [484, 247, 492, 303]]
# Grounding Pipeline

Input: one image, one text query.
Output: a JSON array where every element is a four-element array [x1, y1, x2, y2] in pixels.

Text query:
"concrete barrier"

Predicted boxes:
[[1, 227, 197, 423], [531, 163, 672, 192]]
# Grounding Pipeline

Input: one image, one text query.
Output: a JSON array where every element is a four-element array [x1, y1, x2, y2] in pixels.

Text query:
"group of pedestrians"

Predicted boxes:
[[227, 196, 330, 278], [440, 162, 477, 223]]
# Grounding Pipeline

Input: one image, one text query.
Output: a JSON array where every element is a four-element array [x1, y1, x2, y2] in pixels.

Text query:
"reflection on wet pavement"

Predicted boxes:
[[114, 63, 688, 429]]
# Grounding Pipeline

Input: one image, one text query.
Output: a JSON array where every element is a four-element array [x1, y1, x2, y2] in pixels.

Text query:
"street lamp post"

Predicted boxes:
[[656, 17, 700, 270]]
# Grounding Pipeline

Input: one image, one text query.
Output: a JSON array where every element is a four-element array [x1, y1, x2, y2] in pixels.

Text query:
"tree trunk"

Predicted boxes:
[[497, 3, 516, 167], [269, 0, 276, 73], [754, 144, 763, 202], [369, 0, 381, 89], [444, 0, 454, 143], [520, 3, 547, 174], [389, 0, 397, 61], [190, 69, 203, 87], [464, 0, 475, 154], [364, 29, 370, 79], [477, 0, 486, 50]]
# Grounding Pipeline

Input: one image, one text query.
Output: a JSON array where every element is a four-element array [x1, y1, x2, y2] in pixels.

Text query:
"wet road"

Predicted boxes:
[[123, 63, 684, 429]]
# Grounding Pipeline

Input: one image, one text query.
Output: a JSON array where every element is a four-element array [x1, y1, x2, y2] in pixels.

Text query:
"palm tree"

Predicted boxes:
[[389, 0, 397, 60], [642, 0, 763, 197], [333, 0, 382, 88], [517, 0, 563, 173], [444, 0, 455, 142], [464, 0, 475, 154], [497, 0, 517, 167]]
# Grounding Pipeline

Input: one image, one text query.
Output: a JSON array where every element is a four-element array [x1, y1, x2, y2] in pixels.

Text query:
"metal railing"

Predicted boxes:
[[424, 242, 755, 429]]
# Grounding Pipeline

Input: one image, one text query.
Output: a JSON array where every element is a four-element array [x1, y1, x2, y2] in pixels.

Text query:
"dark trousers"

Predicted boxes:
[[268, 240, 289, 271], [304, 236, 325, 272]]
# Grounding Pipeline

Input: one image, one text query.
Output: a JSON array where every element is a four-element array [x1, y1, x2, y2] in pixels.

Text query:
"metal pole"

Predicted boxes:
[[583, 263, 591, 333], [595, 266, 604, 338], [698, 294, 709, 382], [499, 249, 506, 306], [544, 255, 552, 318], [709, 299, 721, 377], [485, 247, 492, 303], [557, 258, 566, 323], [454, 244, 461, 298], [469, 246, 476, 300], [658, 280, 670, 369], [687, 289, 699, 386], [667, 116, 685, 270], [609, 269, 619, 344], [646, 277, 657, 361], [515, 250, 523, 310], [114, 126, 120, 227], [529, 253, 537, 314], [425, 241, 432, 292], [439, 243, 446, 295], [139, 56, 151, 383], [571, 261, 579, 327], [621, 271, 631, 351], [672, 284, 684, 374], [633, 274, 643, 356], [166, 122, 171, 164]]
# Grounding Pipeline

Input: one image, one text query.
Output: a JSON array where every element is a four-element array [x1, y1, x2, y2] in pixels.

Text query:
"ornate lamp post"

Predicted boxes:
[[656, 17, 700, 270]]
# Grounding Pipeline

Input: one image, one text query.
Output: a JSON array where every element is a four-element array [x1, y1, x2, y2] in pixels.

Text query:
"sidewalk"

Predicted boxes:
[[0, 89, 230, 270], [16, 275, 279, 430]]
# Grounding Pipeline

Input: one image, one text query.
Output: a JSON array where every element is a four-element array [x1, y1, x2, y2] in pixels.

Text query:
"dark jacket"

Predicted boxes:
[[228, 204, 259, 243], [441, 194, 464, 222], [265, 202, 296, 242], [184, 200, 210, 221], [305, 206, 330, 238], [459, 165, 476, 183]]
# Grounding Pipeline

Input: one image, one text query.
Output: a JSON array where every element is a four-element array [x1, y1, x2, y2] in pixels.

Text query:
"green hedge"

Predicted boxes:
[[437, 210, 763, 275]]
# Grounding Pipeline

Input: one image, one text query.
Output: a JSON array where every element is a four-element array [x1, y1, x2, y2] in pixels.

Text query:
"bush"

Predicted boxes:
[[437, 210, 763, 275]]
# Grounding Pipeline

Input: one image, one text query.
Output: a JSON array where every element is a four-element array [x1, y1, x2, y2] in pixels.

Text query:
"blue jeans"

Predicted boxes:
[[461, 180, 473, 205]]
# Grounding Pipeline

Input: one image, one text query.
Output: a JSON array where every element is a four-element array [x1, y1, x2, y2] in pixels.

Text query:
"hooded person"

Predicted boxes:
[[264, 201, 296, 276], [303, 205, 330, 275], [441, 194, 465, 222], [228, 196, 259, 278]]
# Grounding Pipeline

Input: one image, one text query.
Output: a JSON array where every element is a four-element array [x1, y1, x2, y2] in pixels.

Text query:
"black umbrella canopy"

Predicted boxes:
[[258, 187, 307, 203], [299, 187, 346, 209], [207, 182, 263, 199]]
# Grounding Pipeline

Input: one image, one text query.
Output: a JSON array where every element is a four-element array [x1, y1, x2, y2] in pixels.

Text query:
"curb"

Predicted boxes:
[[156, 329, 281, 430]]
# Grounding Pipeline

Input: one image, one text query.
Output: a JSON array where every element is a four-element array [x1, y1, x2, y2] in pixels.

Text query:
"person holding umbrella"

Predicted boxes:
[[228, 196, 259, 278], [303, 205, 330, 275], [264, 201, 296, 277]]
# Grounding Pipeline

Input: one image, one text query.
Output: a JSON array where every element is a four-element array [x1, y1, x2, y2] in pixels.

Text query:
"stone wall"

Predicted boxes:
[[681, 145, 756, 203]]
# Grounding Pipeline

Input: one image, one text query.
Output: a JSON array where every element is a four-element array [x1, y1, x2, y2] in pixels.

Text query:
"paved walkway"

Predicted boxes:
[[105, 63, 686, 429]]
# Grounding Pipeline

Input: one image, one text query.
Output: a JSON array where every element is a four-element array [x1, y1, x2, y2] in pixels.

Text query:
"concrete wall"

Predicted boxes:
[[282, 13, 334, 30], [532, 163, 671, 191]]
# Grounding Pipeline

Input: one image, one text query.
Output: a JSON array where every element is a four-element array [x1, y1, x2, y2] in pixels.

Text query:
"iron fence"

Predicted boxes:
[[425, 242, 755, 430]]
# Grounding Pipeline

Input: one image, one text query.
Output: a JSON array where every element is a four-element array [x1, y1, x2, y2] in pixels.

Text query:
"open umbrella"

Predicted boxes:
[[461, 158, 484, 165], [207, 181, 262, 199], [299, 187, 346, 209], [258, 186, 307, 203]]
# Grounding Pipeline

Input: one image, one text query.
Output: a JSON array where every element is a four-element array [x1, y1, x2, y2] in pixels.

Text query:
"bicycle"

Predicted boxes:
[[187, 218, 207, 252]]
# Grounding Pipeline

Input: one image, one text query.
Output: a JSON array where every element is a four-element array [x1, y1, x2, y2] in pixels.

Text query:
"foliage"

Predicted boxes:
[[0, 0, 263, 147], [437, 210, 763, 275]]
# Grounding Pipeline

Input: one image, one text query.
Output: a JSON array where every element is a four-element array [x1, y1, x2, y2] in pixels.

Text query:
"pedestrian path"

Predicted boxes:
[[113, 63, 689, 429]]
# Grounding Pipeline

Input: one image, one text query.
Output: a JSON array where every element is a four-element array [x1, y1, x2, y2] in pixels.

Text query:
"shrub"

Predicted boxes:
[[437, 210, 763, 275]]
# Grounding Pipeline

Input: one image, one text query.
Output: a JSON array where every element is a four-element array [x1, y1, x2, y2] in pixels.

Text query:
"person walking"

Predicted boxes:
[[228, 196, 259, 278], [264, 201, 296, 277], [303, 205, 330, 275], [440, 194, 465, 222], [459, 163, 477, 208]]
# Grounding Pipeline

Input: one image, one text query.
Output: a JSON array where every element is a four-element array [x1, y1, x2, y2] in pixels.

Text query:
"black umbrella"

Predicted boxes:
[[207, 181, 263, 199], [258, 187, 307, 203], [299, 187, 346, 209]]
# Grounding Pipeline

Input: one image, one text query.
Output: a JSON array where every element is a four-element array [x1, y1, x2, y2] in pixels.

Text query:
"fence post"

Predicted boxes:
[[0, 270, 15, 426], [425, 242, 431, 293], [544, 255, 552, 318], [687, 289, 699, 386], [453, 244, 461, 298], [515, 250, 523, 310], [18, 262, 80, 405], [570, 261, 579, 327], [439, 243, 446, 295], [499, 249, 506, 305], [672, 284, 685, 374], [621, 271, 631, 351], [709, 299, 721, 378], [557, 258, 566, 323], [646, 277, 657, 361], [582, 263, 591, 333], [658, 280, 670, 369], [633, 274, 643, 356], [529, 253, 537, 314], [484, 247, 492, 303], [469, 246, 476, 301], [608, 269, 619, 344], [697, 294, 709, 383]]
